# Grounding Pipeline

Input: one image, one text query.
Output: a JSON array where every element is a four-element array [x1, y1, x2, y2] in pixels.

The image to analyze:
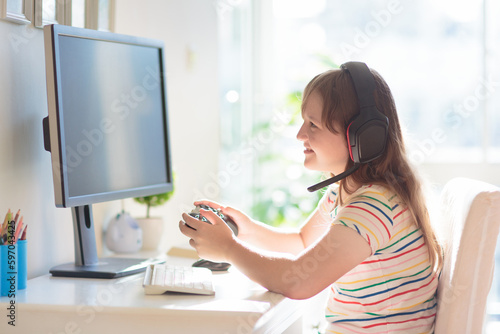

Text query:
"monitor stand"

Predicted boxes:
[[50, 205, 163, 279]]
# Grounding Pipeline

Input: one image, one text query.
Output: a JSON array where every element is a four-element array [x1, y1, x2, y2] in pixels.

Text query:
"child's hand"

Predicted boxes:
[[193, 200, 255, 239], [179, 208, 236, 262]]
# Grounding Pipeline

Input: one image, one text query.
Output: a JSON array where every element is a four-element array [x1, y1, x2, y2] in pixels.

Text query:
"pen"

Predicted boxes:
[[13, 209, 20, 225], [1, 210, 9, 245], [3, 210, 17, 245], [14, 216, 23, 243], [20, 225, 27, 241], [1, 209, 11, 232]]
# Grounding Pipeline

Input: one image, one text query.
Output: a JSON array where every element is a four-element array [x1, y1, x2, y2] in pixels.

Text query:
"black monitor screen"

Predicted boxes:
[[58, 36, 168, 198]]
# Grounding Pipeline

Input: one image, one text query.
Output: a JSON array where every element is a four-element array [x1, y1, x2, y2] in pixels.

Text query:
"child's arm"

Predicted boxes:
[[193, 200, 330, 255], [179, 209, 371, 300]]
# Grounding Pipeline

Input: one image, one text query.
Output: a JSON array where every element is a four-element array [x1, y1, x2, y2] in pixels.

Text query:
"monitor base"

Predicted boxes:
[[50, 257, 164, 279]]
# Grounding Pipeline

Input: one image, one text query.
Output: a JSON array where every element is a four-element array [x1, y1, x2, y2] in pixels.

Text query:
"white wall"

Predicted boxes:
[[0, 0, 219, 278], [0, 21, 74, 279], [113, 0, 220, 251]]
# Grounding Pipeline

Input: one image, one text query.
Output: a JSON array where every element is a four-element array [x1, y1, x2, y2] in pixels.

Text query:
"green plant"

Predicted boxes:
[[134, 189, 174, 218]]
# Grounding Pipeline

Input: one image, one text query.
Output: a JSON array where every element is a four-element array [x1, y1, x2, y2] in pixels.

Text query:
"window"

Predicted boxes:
[[28, 0, 114, 31], [219, 0, 499, 218], [218, 0, 323, 227]]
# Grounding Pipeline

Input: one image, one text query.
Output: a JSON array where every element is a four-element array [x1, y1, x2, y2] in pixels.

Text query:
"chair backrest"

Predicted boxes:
[[434, 177, 500, 333]]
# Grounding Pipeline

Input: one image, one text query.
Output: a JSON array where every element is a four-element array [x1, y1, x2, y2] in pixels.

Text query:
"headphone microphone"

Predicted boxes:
[[307, 61, 389, 193]]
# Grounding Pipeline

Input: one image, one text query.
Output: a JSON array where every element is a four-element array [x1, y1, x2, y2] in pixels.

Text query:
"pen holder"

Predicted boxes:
[[18, 240, 27, 290], [1, 243, 17, 296]]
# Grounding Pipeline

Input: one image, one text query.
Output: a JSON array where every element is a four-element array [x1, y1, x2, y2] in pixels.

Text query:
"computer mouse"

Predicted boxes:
[[192, 259, 231, 271]]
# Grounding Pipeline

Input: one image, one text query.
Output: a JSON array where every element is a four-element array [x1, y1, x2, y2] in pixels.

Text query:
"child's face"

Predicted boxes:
[[297, 91, 350, 174]]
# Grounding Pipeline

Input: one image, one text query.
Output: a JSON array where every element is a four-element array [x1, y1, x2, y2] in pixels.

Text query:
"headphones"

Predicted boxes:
[[307, 61, 389, 192]]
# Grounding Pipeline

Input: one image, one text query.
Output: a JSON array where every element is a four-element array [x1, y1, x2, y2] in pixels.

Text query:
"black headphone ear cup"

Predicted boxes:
[[347, 108, 389, 164], [341, 62, 389, 164]]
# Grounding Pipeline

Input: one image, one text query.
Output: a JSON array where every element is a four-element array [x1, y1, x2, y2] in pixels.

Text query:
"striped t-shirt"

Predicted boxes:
[[318, 183, 438, 333]]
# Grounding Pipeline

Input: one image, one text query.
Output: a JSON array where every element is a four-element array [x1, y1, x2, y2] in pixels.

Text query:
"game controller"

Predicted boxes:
[[187, 204, 238, 272], [188, 204, 238, 236]]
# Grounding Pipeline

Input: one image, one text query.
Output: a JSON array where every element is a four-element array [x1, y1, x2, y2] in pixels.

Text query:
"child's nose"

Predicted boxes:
[[296, 123, 307, 141]]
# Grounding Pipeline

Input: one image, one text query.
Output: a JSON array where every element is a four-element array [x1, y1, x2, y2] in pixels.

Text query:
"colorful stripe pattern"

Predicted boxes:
[[319, 184, 438, 333]]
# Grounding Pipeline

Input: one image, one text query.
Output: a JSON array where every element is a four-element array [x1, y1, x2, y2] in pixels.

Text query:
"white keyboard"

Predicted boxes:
[[143, 264, 215, 295]]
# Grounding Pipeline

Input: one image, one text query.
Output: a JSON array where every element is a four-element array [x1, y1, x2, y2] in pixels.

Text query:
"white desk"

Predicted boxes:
[[0, 255, 308, 333]]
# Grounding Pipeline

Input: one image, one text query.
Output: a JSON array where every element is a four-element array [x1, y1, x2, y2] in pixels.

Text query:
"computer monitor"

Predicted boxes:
[[42, 24, 173, 278]]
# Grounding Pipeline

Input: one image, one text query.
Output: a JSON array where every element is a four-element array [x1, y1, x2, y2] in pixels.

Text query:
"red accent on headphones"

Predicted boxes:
[[346, 121, 354, 161]]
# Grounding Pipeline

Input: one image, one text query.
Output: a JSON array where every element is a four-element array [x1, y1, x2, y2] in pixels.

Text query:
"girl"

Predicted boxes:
[[179, 63, 442, 333]]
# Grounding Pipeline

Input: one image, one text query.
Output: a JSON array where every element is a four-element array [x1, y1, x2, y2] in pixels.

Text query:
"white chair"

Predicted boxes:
[[434, 177, 500, 333]]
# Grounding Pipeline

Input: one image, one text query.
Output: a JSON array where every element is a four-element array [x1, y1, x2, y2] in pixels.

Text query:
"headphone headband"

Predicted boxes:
[[340, 62, 377, 109]]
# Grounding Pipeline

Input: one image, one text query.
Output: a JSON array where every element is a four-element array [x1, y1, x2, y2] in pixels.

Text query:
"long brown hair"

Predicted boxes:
[[302, 67, 443, 273]]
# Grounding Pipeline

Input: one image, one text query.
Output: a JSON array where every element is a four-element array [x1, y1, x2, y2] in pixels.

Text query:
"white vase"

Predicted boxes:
[[105, 212, 142, 253], [136, 217, 164, 251]]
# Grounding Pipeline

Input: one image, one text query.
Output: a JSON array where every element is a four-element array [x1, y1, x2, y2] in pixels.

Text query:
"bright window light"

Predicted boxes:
[[273, 0, 326, 18], [225, 90, 240, 103]]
